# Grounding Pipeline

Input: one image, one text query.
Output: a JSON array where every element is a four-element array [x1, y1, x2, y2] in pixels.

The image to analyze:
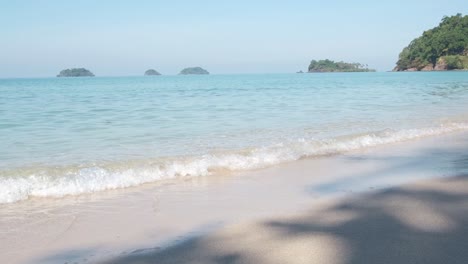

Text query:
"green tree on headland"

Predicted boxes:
[[395, 13, 468, 71], [308, 59, 375, 72]]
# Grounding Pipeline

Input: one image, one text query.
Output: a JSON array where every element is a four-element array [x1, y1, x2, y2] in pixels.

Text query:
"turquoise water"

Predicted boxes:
[[1, 72, 468, 203]]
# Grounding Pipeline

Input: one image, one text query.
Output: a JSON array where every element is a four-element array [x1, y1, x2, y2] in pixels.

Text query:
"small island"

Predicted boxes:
[[179, 67, 209, 75], [57, 68, 95, 77], [394, 13, 468, 71], [57, 68, 94, 77], [144, 69, 161, 76], [308, 59, 375, 72]]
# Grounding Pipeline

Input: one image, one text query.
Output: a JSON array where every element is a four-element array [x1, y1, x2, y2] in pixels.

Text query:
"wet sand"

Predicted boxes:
[[1, 132, 468, 264]]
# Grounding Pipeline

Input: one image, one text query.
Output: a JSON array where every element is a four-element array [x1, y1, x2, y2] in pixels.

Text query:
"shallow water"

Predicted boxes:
[[1, 72, 467, 203]]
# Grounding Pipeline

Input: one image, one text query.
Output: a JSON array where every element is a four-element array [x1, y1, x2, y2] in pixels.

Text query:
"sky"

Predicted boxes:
[[0, 0, 466, 77]]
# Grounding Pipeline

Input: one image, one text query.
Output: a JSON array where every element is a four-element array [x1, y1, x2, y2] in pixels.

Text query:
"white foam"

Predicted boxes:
[[1, 122, 468, 204]]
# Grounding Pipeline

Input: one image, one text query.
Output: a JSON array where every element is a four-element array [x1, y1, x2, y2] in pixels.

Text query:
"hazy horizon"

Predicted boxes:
[[1, 0, 466, 78]]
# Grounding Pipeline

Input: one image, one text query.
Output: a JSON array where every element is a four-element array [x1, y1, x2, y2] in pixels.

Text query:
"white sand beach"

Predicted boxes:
[[2, 131, 468, 264]]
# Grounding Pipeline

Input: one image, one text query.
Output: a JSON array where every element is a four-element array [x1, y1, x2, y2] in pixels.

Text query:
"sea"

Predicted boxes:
[[1, 72, 468, 204]]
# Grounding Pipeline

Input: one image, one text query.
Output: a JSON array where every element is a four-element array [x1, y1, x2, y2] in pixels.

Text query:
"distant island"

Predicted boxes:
[[308, 59, 375, 72], [394, 13, 468, 71], [144, 69, 161, 76], [57, 68, 94, 77], [179, 67, 209, 75]]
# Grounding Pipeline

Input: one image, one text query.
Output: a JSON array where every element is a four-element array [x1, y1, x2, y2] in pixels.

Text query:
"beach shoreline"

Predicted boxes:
[[2, 131, 468, 264]]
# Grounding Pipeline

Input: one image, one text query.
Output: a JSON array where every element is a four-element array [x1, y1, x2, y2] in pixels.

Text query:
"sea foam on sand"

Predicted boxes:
[[1, 122, 468, 204], [1, 131, 468, 264]]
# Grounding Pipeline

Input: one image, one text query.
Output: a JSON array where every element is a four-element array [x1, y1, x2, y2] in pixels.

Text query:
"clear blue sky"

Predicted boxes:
[[0, 0, 466, 77]]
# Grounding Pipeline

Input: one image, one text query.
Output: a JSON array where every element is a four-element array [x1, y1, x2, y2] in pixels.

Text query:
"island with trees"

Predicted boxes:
[[394, 13, 468, 71], [308, 59, 375, 72], [179, 67, 209, 75], [57, 68, 95, 77], [144, 69, 161, 76]]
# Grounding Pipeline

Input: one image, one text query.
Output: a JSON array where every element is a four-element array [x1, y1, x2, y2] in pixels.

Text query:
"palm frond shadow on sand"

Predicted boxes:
[[101, 174, 468, 264]]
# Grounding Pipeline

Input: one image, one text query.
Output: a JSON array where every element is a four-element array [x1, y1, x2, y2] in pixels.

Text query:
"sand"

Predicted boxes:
[[1, 132, 468, 264], [105, 175, 468, 264]]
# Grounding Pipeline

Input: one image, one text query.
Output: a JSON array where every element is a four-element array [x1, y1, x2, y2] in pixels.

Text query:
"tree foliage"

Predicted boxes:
[[57, 68, 95, 77], [308, 59, 375, 72], [179, 67, 209, 75], [395, 13, 468, 70], [144, 69, 161, 76]]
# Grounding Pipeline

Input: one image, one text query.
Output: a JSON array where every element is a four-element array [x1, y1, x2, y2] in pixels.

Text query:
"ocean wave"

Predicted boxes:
[[1, 122, 468, 204]]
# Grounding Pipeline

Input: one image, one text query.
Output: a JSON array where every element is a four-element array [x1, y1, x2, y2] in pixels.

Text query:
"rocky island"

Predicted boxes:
[[394, 13, 468, 71], [144, 69, 161, 76], [308, 59, 375, 72], [57, 68, 95, 77], [179, 67, 209, 75]]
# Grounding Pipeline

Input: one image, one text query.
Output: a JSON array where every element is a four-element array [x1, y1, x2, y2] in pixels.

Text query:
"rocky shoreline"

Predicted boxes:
[[393, 56, 468, 72]]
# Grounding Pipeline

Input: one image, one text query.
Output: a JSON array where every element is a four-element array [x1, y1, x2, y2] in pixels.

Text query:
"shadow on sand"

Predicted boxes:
[[93, 174, 468, 264], [34, 142, 468, 264]]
